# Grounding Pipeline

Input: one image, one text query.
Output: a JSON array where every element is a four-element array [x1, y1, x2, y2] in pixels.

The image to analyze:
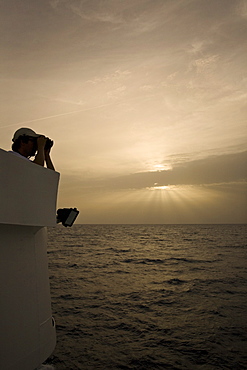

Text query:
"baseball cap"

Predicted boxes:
[[12, 128, 41, 142]]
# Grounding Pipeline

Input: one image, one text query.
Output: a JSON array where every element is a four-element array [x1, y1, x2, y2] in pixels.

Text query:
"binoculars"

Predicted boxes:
[[44, 138, 53, 150]]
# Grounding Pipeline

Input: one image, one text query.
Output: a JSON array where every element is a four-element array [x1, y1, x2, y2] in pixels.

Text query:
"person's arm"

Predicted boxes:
[[45, 149, 55, 171], [33, 136, 46, 167]]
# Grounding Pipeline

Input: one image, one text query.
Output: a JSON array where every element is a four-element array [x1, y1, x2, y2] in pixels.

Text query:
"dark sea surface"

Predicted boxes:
[[46, 224, 247, 370]]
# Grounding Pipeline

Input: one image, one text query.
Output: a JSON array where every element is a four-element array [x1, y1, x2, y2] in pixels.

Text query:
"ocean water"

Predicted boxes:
[[45, 224, 247, 370]]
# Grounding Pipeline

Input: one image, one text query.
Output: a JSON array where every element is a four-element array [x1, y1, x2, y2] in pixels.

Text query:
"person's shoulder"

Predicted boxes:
[[8, 151, 31, 161]]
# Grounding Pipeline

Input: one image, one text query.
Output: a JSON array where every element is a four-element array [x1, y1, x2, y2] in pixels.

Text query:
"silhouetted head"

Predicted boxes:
[[12, 128, 40, 157]]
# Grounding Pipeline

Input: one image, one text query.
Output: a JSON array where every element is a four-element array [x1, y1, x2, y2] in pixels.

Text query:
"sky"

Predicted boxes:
[[1, 0, 246, 224]]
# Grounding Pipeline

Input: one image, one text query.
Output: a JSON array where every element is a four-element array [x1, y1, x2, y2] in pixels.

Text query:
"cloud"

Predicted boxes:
[[86, 70, 131, 85], [59, 151, 247, 194], [99, 151, 247, 190], [55, 0, 126, 24], [192, 55, 220, 75], [49, 0, 60, 9], [238, 0, 247, 18]]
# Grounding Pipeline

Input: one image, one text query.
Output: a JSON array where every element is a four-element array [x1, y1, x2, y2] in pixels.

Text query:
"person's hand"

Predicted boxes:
[[37, 135, 46, 151], [44, 139, 53, 155]]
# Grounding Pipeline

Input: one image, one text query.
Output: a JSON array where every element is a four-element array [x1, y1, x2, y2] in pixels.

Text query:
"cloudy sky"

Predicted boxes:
[[1, 0, 246, 223]]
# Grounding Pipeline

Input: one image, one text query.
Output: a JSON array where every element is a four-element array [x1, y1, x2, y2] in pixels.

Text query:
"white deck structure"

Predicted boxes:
[[0, 148, 59, 370]]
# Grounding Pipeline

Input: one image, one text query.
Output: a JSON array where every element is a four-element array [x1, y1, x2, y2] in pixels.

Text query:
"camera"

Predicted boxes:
[[45, 138, 53, 150]]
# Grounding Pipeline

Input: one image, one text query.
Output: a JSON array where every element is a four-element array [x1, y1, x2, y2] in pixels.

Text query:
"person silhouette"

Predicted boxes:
[[10, 127, 55, 170]]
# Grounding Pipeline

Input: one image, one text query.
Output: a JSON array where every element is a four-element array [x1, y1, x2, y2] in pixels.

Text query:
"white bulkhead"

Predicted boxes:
[[0, 148, 59, 370]]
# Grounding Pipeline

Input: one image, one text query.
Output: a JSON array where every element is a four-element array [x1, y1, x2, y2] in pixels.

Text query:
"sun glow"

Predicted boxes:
[[149, 164, 173, 172], [147, 185, 172, 191], [64, 179, 238, 224]]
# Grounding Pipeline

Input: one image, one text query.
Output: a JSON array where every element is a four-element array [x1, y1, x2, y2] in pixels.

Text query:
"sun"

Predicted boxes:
[[147, 163, 173, 172], [147, 184, 171, 191]]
